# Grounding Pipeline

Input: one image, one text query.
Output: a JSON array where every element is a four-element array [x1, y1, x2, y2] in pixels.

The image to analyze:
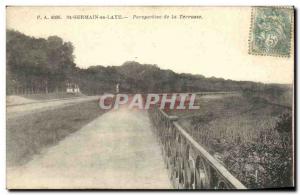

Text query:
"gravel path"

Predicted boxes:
[[7, 107, 171, 189]]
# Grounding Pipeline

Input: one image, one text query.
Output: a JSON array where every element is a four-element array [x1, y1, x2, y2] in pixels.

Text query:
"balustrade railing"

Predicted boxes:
[[148, 107, 247, 190]]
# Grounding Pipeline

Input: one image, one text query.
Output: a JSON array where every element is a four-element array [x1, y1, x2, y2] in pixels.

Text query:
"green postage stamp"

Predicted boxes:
[[249, 7, 294, 57]]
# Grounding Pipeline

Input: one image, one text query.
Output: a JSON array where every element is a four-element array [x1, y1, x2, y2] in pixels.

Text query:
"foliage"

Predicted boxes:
[[7, 30, 292, 96], [7, 30, 75, 94], [174, 95, 293, 189]]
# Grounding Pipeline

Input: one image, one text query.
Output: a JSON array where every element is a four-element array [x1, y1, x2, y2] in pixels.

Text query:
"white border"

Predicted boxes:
[[0, 0, 299, 194]]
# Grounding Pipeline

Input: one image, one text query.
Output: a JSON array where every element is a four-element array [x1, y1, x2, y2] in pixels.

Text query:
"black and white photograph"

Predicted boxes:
[[3, 5, 296, 191]]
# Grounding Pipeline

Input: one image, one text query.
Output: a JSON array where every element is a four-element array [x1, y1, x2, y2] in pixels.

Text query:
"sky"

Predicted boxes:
[[6, 6, 294, 84]]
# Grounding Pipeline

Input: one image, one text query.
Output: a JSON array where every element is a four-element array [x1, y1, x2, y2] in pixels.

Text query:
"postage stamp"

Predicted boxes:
[[249, 7, 294, 57]]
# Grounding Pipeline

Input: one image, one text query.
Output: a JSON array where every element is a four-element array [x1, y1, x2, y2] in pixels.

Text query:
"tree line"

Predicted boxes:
[[7, 30, 75, 94], [6, 29, 292, 101]]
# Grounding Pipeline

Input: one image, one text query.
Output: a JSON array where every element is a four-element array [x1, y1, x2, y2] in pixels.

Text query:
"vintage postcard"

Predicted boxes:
[[6, 6, 295, 190]]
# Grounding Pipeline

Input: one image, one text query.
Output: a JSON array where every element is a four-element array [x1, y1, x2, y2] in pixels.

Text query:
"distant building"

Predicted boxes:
[[66, 82, 80, 94]]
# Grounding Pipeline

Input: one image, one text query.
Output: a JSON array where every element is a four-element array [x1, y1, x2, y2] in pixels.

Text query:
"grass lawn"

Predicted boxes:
[[169, 93, 293, 188], [7, 100, 106, 166]]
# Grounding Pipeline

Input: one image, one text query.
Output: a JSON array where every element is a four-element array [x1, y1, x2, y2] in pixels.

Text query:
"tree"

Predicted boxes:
[[6, 30, 77, 94]]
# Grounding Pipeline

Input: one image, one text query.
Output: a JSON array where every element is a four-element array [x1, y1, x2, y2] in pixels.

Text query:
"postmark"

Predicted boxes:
[[249, 7, 294, 57]]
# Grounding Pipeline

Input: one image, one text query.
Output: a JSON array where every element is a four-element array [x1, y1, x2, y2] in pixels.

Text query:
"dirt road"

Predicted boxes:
[[7, 107, 171, 189], [6, 96, 99, 119]]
